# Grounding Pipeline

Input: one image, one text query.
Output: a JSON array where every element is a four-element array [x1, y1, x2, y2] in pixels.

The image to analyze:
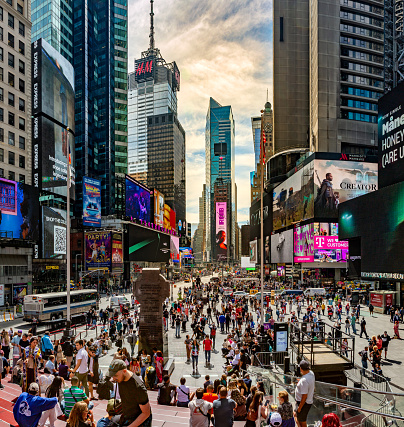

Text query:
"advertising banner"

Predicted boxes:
[[179, 247, 193, 259], [314, 159, 377, 219], [13, 284, 27, 311], [125, 175, 151, 223], [111, 233, 123, 271], [42, 206, 66, 259], [85, 232, 112, 271], [386, 293, 394, 306], [370, 293, 383, 308], [170, 235, 180, 263], [271, 229, 294, 264], [127, 225, 170, 262], [83, 177, 101, 227], [0, 178, 40, 241], [216, 202, 227, 259], [250, 240, 258, 263], [163, 204, 176, 231], [294, 224, 314, 263], [241, 257, 255, 268], [153, 189, 165, 227]]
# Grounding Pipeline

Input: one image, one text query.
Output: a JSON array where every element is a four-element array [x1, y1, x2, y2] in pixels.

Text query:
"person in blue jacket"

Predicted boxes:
[[13, 382, 58, 427]]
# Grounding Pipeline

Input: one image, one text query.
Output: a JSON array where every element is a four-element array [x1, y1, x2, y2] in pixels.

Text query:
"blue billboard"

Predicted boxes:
[[83, 176, 101, 227], [125, 175, 151, 223]]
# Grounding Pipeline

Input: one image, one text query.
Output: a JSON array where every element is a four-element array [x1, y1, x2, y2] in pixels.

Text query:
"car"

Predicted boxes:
[[233, 291, 248, 298], [184, 277, 191, 283]]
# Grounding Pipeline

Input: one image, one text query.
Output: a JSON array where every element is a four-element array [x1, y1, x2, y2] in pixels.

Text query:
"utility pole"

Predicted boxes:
[[66, 129, 71, 327], [260, 113, 265, 326]]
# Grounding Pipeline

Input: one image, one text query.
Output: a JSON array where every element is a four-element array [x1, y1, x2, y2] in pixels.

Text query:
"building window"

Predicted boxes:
[[8, 72, 14, 87], [8, 131, 14, 145], [18, 22, 24, 36], [18, 40, 24, 56], [18, 154, 24, 168], [8, 14, 14, 29], [0, 128, 3, 142], [18, 116, 24, 130], [8, 32, 13, 48], [0, 67, 3, 81], [0, 108, 3, 122], [0, 47, 3, 62], [18, 59, 24, 74], [19, 78, 24, 93], [8, 151, 14, 165], [8, 92, 14, 106], [6, 0, 12, 6], [0, 168, 4, 178], [18, 97, 24, 111], [0, 148, 3, 162], [0, 7, 3, 21], [0, 27, 3, 41], [8, 170, 14, 181], [17, 3, 23, 14], [8, 111, 14, 126], [18, 135, 24, 149], [8, 52, 14, 68], [0, 88, 3, 102], [19, 173, 25, 183]]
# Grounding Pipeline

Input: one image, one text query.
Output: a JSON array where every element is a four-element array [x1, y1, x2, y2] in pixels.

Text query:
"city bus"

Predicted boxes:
[[23, 289, 98, 323]]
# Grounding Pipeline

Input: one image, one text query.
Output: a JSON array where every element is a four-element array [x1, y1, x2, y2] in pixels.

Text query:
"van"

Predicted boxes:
[[280, 290, 304, 297], [304, 288, 326, 297], [110, 295, 130, 308]]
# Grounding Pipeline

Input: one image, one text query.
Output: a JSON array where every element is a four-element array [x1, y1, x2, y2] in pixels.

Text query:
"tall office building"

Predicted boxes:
[[31, 0, 73, 63], [193, 184, 206, 263], [205, 97, 236, 262], [127, 0, 184, 222], [0, 0, 32, 184]]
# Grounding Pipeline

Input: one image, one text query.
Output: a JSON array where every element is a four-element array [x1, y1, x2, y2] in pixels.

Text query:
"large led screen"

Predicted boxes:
[[111, 232, 123, 271], [250, 192, 272, 241], [273, 162, 314, 231], [163, 204, 176, 231], [314, 159, 377, 219], [125, 176, 151, 223], [42, 206, 66, 259], [378, 81, 404, 188], [339, 181, 404, 275], [270, 229, 294, 264], [83, 177, 101, 227], [154, 189, 165, 227], [170, 235, 179, 263], [127, 225, 170, 262], [85, 231, 112, 271], [0, 178, 40, 241], [216, 202, 227, 259]]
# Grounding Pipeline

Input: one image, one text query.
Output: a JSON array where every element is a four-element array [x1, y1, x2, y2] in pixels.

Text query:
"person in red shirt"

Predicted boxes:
[[203, 334, 212, 366], [203, 384, 218, 414]]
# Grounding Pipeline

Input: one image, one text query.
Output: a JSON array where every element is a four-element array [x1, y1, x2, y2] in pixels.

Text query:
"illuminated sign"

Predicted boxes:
[[134, 59, 154, 81]]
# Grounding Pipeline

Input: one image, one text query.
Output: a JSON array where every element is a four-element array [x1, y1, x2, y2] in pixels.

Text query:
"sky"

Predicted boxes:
[[128, 0, 273, 226]]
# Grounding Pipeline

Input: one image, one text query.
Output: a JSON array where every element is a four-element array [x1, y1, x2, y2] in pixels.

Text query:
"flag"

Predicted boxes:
[[261, 131, 266, 165]]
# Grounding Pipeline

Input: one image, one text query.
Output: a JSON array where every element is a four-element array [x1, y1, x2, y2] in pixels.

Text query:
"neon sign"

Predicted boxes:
[[135, 60, 153, 78]]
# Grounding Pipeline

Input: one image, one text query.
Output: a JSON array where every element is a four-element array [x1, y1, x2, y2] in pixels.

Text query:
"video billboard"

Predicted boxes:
[[163, 204, 176, 231], [85, 231, 112, 271], [32, 116, 75, 198], [83, 177, 101, 227], [0, 178, 40, 241], [170, 235, 180, 263], [125, 175, 151, 223], [270, 229, 294, 264], [216, 202, 227, 259], [153, 189, 165, 227], [250, 192, 272, 240], [180, 247, 193, 259], [250, 240, 258, 263], [294, 222, 349, 263], [111, 232, 123, 271], [273, 162, 314, 231], [378, 81, 404, 188], [314, 159, 377, 219], [42, 206, 66, 259], [127, 225, 170, 262], [339, 180, 404, 275]]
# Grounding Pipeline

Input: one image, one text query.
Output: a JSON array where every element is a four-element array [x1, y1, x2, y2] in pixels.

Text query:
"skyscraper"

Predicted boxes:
[[127, 0, 184, 224], [205, 98, 236, 262]]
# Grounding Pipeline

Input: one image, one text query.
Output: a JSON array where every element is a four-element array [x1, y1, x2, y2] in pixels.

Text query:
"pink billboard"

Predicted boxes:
[[216, 202, 227, 259], [314, 236, 349, 250], [294, 224, 314, 262]]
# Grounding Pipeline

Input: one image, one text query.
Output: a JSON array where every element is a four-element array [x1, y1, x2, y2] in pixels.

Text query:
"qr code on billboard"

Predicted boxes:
[[54, 225, 66, 255]]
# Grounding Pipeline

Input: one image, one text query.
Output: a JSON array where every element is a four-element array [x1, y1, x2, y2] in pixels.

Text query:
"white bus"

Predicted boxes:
[[23, 289, 99, 323]]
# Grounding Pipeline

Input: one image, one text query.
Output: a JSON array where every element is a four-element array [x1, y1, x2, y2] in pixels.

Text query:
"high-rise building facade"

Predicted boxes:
[[31, 0, 73, 63], [205, 97, 236, 262], [193, 184, 206, 263], [0, 0, 32, 184]]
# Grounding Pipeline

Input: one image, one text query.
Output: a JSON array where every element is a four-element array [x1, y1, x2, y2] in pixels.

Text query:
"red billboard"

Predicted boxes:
[[370, 293, 383, 308]]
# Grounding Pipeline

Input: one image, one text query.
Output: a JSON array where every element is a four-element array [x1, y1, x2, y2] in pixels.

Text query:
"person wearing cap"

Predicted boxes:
[[270, 412, 283, 427], [96, 399, 121, 427], [108, 359, 152, 426], [294, 360, 315, 427], [13, 382, 58, 427]]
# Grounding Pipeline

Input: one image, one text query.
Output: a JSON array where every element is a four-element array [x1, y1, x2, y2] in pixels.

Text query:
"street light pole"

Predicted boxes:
[[75, 253, 82, 285], [260, 116, 265, 326], [66, 129, 71, 327]]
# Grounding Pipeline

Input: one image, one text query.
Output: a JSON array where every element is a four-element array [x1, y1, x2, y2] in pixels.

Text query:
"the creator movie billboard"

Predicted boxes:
[[378, 81, 404, 188], [216, 202, 227, 259]]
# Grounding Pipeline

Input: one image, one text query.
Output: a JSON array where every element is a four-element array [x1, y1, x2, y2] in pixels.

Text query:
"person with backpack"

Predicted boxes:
[[189, 388, 213, 427], [126, 330, 137, 357], [41, 332, 54, 361]]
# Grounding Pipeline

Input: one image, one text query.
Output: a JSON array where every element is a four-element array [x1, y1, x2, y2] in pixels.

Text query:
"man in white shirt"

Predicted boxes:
[[188, 388, 212, 427], [70, 339, 89, 397], [294, 360, 315, 427]]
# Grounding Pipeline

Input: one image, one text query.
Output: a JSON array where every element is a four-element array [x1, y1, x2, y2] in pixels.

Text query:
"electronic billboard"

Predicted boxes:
[[153, 189, 165, 227], [85, 231, 112, 271], [216, 202, 227, 259], [42, 206, 66, 259], [127, 225, 170, 262], [83, 177, 101, 227], [111, 232, 123, 271], [125, 175, 151, 223], [271, 229, 294, 264]]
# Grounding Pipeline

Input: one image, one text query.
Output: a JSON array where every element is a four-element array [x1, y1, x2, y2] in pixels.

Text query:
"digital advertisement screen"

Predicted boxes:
[[153, 189, 165, 227], [0, 178, 40, 241], [42, 206, 66, 259], [127, 225, 170, 262], [83, 177, 101, 227], [85, 231, 112, 271], [163, 204, 176, 231], [179, 247, 193, 259], [111, 233, 123, 271], [314, 159, 377, 219], [276, 330, 288, 352], [170, 235, 180, 263], [134, 57, 154, 82], [270, 229, 294, 264], [273, 161, 314, 231], [32, 116, 75, 199], [125, 175, 151, 223], [249, 192, 272, 241], [216, 202, 227, 259], [294, 224, 314, 263], [250, 240, 258, 263], [339, 180, 404, 275], [378, 81, 404, 189]]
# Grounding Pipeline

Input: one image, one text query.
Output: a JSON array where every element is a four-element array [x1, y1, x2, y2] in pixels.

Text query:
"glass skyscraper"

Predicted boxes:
[[205, 98, 236, 262]]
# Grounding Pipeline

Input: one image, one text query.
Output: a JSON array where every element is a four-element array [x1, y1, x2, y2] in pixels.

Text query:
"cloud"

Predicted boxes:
[[128, 0, 272, 226]]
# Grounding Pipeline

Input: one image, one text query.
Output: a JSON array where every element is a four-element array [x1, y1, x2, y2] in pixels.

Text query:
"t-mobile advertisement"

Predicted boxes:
[[216, 202, 227, 259]]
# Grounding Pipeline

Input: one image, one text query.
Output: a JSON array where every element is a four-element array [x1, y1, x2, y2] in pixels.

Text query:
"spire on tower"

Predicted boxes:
[[266, 88, 269, 103], [149, 0, 155, 50]]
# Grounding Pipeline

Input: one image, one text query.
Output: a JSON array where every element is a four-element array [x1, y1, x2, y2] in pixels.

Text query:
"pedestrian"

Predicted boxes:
[[359, 346, 369, 376], [369, 303, 374, 317], [360, 317, 369, 339], [176, 377, 192, 408], [394, 320, 401, 339], [70, 339, 89, 397], [191, 339, 200, 375], [351, 314, 357, 335], [184, 335, 192, 364], [293, 360, 315, 427], [245, 390, 267, 427], [345, 317, 350, 335], [188, 388, 212, 427], [175, 315, 181, 338], [381, 331, 391, 359], [203, 334, 212, 367], [213, 387, 237, 427]]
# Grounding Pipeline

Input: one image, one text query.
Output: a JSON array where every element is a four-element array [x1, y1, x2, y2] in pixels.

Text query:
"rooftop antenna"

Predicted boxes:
[[149, 0, 155, 50], [266, 88, 269, 103]]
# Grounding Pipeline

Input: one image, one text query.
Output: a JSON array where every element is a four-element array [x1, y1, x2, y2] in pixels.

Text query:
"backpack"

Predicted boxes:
[[97, 378, 114, 400]]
